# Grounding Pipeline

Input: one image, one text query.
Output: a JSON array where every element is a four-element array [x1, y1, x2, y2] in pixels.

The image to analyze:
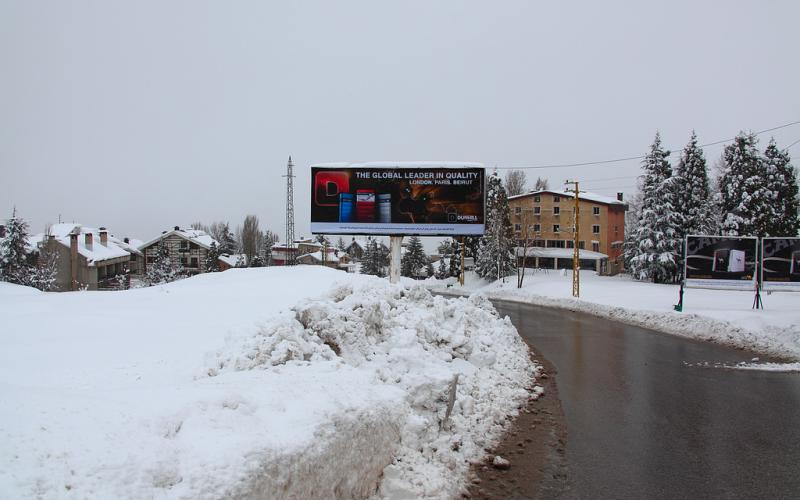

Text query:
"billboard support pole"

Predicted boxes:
[[389, 235, 402, 284]]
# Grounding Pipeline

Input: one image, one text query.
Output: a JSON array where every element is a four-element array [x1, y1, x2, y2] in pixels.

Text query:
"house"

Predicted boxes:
[[296, 249, 350, 270], [507, 189, 628, 275], [138, 226, 218, 277], [35, 224, 142, 291]]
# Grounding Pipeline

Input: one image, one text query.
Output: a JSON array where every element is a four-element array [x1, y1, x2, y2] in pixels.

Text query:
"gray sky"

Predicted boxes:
[[2, 0, 799, 246]]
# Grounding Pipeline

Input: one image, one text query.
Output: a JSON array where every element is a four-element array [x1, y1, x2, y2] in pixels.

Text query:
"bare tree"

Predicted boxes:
[[534, 177, 549, 191], [504, 170, 527, 197], [516, 209, 536, 288], [240, 215, 260, 266]]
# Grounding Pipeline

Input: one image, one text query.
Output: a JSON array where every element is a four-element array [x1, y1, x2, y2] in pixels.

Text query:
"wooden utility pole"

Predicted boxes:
[[565, 180, 580, 298]]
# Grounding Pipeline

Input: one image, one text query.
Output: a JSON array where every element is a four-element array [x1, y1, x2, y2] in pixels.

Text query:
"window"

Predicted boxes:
[[566, 240, 574, 249], [515, 206, 521, 214], [533, 224, 541, 232], [514, 223, 521, 231], [592, 242, 600, 252], [146, 256, 155, 264], [534, 206, 541, 214], [180, 257, 188, 266], [533, 195, 540, 202], [592, 225, 601, 234], [190, 258, 199, 268], [593, 206, 600, 216], [553, 207, 560, 215], [553, 196, 561, 203], [534, 240, 546, 247], [553, 224, 560, 233], [547, 240, 566, 248], [179, 240, 189, 249], [579, 241, 586, 249]]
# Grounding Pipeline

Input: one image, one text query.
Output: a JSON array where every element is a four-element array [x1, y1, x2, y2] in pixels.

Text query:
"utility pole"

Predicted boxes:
[[283, 156, 296, 266], [565, 180, 580, 297]]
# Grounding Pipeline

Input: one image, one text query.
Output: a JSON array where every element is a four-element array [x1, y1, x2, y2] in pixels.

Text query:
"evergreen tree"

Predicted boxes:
[[627, 133, 681, 283], [764, 139, 799, 236], [0, 213, 32, 285], [425, 260, 434, 278], [205, 241, 221, 272], [718, 132, 776, 236], [435, 257, 449, 279], [475, 172, 516, 280], [219, 223, 237, 255], [250, 254, 265, 267], [335, 237, 347, 252], [30, 245, 59, 291], [401, 235, 429, 278], [144, 239, 185, 285], [360, 239, 386, 277], [674, 132, 716, 239]]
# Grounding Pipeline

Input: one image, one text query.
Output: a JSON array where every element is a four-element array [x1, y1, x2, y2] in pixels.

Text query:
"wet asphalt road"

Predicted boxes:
[[495, 300, 800, 499]]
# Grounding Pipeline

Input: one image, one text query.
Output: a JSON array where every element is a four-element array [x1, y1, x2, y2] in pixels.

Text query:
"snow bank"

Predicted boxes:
[[430, 270, 800, 362], [0, 268, 536, 499]]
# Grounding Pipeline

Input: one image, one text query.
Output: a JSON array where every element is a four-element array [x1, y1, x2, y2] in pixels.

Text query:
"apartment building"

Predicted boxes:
[[507, 189, 627, 274], [139, 226, 217, 276]]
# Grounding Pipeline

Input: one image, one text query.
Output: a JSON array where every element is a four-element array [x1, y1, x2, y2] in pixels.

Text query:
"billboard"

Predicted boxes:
[[761, 237, 800, 292], [684, 235, 758, 290], [310, 163, 485, 236]]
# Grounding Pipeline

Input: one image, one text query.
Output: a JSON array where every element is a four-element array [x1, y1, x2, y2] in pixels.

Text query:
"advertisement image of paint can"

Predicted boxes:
[[378, 193, 391, 223], [339, 193, 354, 222], [356, 190, 376, 222]]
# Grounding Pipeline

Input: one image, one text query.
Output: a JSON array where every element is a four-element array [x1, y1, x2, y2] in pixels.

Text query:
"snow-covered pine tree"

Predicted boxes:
[[205, 241, 221, 272], [401, 235, 429, 278], [764, 139, 799, 236], [475, 172, 516, 281], [360, 239, 385, 277], [718, 132, 776, 236], [335, 237, 347, 252], [0, 212, 33, 285], [425, 261, 434, 278], [30, 244, 59, 291], [144, 239, 185, 285], [627, 133, 681, 283], [219, 223, 237, 255], [674, 131, 716, 239], [435, 257, 449, 279]]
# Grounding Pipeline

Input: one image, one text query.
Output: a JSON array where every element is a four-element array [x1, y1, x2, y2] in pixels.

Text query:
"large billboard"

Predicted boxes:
[[684, 235, 758, 290], [310, 163, 485, 236], [761, 237, 800, 292]]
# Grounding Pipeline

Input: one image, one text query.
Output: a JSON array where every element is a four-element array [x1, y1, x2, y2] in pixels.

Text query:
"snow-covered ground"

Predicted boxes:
[[429, 269, 800, 364], [0, 268, 538, 499]]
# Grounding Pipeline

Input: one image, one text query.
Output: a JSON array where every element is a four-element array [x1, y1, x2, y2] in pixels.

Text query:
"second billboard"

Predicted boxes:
[[684, 235, 758, 290], [310, 163, 485, 236]]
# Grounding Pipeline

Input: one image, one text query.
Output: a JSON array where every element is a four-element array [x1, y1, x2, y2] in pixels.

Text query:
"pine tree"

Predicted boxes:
[[144, 239, 185, 285], [401, 235, 429, 278], [718, 132, 777, 236], [335, 237, 347, 252], [475, 172, 516, 280], [30, 245, 59, 291], [674, 132, 716, 239], [360, 239, 385, 277], [627, 133, 681, 283], [205, 241, 221, 272], [219, 223, 237, 255], [435, 257, 449, 279], [764, 139, 799, 236], [0, 213, 33, 285]]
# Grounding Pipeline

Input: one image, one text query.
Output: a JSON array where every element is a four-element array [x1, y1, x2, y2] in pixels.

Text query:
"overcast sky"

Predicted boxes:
[[2, 1, 799, 246]]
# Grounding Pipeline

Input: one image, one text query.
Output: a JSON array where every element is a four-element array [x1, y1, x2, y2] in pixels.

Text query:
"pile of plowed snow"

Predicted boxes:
[[0, 268, 538, 499]]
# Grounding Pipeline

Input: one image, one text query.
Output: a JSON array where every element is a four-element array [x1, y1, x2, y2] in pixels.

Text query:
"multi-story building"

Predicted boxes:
[[139, 226, 217, 276], [507, 189, 627, 275]]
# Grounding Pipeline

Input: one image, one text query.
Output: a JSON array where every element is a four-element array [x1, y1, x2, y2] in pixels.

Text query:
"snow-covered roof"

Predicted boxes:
[[509, 189, 626, 206], [298, 251, 340, 263], [139, 227, 218, 251], [32, 224, 142, 266], [218, 253, 244, 267], [312, 161, 483, 169], [516, 247, 608, 260]]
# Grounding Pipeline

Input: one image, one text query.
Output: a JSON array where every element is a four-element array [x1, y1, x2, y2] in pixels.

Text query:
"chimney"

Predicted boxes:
[[85, 232, 93, 249], [174, 225, 180, 231], [617, 192, 624, 202], [70, 231, 79, 291], [99, 227, 108, 246]]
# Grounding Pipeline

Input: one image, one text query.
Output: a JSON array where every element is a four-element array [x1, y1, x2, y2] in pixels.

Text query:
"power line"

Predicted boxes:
[[493, 119, 800, 170], [784, 137, 800, 151]]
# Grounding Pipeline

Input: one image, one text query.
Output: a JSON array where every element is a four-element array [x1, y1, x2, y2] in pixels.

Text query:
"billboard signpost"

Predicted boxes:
[[761, 237, 800, 292], [310, 163, 485, 236], [683, 235, 759, 290]]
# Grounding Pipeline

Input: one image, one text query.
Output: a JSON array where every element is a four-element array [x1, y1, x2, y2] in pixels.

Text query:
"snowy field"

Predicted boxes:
[[430, 269, 800, 368], [0, 268, 538, 499]]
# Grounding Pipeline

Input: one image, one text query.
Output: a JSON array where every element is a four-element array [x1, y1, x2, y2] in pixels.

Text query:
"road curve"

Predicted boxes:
[[494, 299, 800, 499]]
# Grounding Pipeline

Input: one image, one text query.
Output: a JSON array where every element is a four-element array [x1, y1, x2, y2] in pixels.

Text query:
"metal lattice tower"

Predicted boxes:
[[283, 156, 296, 266]]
